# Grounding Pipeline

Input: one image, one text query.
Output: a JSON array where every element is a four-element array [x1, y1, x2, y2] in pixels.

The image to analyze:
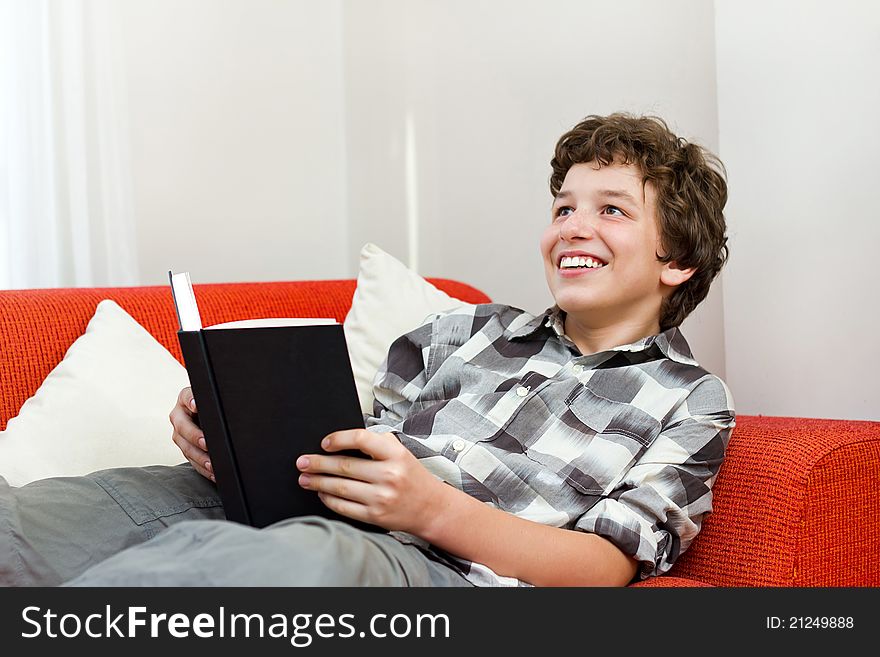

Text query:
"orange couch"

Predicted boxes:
[[1, 280, 878, 587]]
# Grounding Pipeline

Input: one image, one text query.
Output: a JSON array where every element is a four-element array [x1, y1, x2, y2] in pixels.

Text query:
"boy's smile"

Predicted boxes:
[[556, 246, 608, 278], [540, 160, 692, 353]]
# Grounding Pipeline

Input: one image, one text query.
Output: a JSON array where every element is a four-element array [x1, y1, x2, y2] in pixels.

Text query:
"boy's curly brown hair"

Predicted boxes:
[[550, 113, 729, 330]]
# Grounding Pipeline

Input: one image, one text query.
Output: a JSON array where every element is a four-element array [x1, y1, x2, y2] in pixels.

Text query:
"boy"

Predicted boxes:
[[1, 113, 734, 587]]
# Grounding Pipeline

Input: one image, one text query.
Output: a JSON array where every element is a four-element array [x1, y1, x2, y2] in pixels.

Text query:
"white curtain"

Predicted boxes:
[[0, 0, 137, 289]]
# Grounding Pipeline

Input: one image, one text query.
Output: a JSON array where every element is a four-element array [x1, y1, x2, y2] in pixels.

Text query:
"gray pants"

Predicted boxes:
[[0, 464, 473, 587]]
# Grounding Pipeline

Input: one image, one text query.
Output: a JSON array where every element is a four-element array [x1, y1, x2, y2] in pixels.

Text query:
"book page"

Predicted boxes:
[[206, 318, 338, 330], [169, 271, 337, 330], [168, 271, 203, 331]]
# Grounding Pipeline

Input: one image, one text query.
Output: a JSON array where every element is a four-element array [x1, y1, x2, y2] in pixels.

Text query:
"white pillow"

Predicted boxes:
[[343, 243, 472, 415], [0, 300, 189, 486], [0, 247, 474, 485]]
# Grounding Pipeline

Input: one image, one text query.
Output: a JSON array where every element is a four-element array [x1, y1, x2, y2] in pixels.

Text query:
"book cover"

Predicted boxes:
[[169, 271, 381, 533]]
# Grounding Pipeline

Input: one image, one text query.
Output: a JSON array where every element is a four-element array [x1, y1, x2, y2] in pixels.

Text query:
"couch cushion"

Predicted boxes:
[[0, 300, 190, 485], [344, 243, 473, 415]]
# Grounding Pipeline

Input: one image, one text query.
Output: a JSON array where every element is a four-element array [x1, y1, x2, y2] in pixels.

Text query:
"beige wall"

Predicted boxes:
[[117, 0, 349, 285], [715, 0, 880, 420]]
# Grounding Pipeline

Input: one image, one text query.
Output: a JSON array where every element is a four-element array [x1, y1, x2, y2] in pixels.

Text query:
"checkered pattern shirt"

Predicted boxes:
[[364, 303, 736, 586]]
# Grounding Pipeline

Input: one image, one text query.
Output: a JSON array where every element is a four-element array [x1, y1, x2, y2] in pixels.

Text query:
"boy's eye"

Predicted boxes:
[[554, 206, 574, 219], [603, 205, 625, 217]]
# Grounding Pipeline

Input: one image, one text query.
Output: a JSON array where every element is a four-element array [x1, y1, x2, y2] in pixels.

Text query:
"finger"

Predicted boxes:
[[171, 432, 213, 479], [169, 406, 205, 448], [177, 386, 196, 413], [315, 491, 374, 525], [321, 429, 400, 461], [299, 473, 375, 504], [182, 455, 212, 481], [296, 453, 378, 482], [171, 430, 209, 469]]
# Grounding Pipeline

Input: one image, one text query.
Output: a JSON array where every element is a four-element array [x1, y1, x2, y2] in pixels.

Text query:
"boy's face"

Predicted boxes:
[[540, 160, 674, 331]]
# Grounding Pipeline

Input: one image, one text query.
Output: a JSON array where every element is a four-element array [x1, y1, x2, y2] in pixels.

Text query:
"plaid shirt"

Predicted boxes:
[[364, 303, 735, 586]]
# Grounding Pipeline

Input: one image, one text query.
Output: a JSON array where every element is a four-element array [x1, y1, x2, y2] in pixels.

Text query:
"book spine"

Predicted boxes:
[[177, 330, 252, 525]]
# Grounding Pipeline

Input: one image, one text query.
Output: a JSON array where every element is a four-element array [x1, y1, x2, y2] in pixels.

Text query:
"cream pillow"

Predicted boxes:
[[0, 300, 189, 487], [0, 248, 475, 486], [344, 243, 473, 416]]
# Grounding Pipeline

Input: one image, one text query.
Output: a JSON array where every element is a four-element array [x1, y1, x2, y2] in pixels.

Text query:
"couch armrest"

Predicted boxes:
[[667, 415, 880, 586]]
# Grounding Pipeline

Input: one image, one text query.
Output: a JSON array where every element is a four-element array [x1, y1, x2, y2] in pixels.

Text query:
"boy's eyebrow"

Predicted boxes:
[[596, 188, 641, 207], [554, 188, 642, 207], [553, 190, 574, 205]]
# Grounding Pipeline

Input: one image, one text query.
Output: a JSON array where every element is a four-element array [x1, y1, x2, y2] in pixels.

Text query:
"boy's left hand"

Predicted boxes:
[[296, 430, 447, 536]]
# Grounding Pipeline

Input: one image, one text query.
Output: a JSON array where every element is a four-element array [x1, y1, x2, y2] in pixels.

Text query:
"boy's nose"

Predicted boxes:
[[559, 211, 597, 241]]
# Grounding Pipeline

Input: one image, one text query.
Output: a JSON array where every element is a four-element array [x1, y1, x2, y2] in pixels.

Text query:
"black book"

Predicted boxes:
[[168, 271, 381, 532]]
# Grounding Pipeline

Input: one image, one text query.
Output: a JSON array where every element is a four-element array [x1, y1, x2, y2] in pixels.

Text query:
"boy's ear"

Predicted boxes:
[[660, 261, 696, 288]]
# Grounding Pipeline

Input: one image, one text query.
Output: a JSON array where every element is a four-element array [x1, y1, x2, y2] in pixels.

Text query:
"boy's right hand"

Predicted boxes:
[[169, 386, 215, 482]]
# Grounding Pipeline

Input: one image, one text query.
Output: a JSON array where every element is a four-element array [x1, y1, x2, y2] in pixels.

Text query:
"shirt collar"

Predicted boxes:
[[510, 304, 699, 366]]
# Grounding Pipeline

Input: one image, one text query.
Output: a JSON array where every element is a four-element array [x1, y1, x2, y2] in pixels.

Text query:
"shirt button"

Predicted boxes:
[[452, 439, 466, 452], [573, 364, 584, 374], [516, 386, 530, 397]]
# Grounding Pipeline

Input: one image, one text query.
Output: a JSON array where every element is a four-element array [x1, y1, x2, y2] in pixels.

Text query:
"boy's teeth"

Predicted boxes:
[[560, 256, 605, 269]]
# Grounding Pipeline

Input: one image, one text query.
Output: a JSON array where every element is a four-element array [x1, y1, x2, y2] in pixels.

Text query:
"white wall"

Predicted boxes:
[[715, 0, 880, 420], [117, 0, 349, 285], [343, 0, 727, 378], [109, 0, 727, 377], [24, 0, 879, 418]]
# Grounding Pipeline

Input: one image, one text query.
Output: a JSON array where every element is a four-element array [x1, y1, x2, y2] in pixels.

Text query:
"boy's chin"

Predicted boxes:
[[550, 292, 602, 315]]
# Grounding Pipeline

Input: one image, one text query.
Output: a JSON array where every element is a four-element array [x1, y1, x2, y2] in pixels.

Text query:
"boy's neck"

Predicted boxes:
[[561, 311, 662, 357]]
